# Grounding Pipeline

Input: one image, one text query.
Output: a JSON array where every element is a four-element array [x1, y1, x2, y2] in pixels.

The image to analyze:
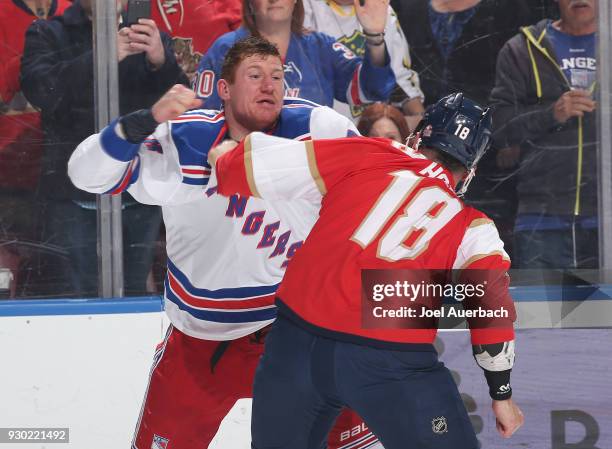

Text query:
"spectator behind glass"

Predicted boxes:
[[193, 0, 395, 112], [20, 0, 188, 297], [152, 0, 242, 81], [357, 102, 409, 143], [391, 0, 531, 108], [391, 0, 532, 258], [303, 0, 424, 124], [0, 0, 69, 298], [490, 0, 598, 269]]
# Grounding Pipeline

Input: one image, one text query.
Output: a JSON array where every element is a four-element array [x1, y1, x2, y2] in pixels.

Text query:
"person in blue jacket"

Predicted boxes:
[[194, 0, 396, 112]]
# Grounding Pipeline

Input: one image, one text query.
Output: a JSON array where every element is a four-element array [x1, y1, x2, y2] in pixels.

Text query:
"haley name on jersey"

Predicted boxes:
[[193, 27, 396, 111], [68, 99, 358, 340], [215, 134, 516, 347]]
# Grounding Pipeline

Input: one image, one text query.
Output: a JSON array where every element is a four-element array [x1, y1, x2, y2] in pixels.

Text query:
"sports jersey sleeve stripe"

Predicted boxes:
[[181, 176, 210, 186], [244, 134, 261, 197], [167, 259, 280, 298], [100, 119, 141, 162], [248, 133, 322, 202], [104, 155, 141, 194], [348, 65, 364, 106], [305, 140, 327, 195], [167, 272, 276, 310], [165, 279, 277, 323], [68, 129, 138, 195], [459, 252, 511, 271], [453, 221, 510, 270]]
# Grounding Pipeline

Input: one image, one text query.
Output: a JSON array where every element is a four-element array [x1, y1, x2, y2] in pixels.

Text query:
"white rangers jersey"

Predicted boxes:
[[68, 99, 358, 340], [303, 0, 424, 120]]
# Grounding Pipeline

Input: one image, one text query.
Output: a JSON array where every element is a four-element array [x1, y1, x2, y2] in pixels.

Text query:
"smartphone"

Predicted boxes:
[[125, 0, 151, 26]]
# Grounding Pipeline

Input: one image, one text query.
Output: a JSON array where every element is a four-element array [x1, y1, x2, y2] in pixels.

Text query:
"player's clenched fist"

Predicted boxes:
[[151, 84, 202, 123], [492, 398, 524, 438], [553, 89, 596, 123]]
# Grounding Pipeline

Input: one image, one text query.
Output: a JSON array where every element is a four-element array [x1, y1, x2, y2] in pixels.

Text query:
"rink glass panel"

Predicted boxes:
[[0, 6, 609, 298]]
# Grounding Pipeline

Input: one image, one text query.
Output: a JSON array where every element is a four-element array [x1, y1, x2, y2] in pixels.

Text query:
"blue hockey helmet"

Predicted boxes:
[[412, 93, 492, 195], [414, 93, 492, 170]]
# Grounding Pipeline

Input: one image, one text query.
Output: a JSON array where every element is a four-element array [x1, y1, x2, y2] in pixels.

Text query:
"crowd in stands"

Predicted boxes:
[[0, 0, 599, 298]]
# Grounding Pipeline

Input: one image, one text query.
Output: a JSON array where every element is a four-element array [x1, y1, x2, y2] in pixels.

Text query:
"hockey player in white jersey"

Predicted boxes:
[[68, 37, 381, 449]]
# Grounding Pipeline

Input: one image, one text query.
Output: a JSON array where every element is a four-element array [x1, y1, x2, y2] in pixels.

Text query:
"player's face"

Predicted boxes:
[[369, 117, 403, 143], [558, 0, 597, 27], [251, 0, 295, 26], [224, 54, 284, 131]]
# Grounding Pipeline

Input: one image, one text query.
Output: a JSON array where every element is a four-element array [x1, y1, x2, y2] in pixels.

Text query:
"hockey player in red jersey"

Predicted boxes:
[[211, 93, 524, 448]]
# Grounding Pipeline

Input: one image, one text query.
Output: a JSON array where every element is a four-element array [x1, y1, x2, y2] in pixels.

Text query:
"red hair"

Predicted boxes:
[[357, 103, 410, 142]]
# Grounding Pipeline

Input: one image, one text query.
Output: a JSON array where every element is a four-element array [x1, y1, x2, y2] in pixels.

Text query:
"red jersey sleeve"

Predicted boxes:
[[453, 213, 516, 345], [215, 133, 403, 201]]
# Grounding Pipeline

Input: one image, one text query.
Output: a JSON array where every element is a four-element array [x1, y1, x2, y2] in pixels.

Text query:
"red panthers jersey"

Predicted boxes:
[[151, 0, 241, 80], [0, 0, 69, 190], [216, 134, 516, 347], [0, 0, 69, 103]]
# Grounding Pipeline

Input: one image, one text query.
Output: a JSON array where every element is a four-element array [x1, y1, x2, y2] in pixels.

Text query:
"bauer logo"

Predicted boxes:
[[151, 434, 169, 449], [432, 417, 448, 434]]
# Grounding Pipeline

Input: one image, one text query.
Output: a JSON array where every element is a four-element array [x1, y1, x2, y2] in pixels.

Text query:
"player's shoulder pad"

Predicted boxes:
[[280, 101, 359, 139], [168, 109, 226, 165], [278, 103, 314, 140]]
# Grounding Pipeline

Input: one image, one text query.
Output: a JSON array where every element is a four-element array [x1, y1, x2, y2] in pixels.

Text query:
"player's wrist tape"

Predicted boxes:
[[484, 368, 512, 400], [119, 109, 159, 143]]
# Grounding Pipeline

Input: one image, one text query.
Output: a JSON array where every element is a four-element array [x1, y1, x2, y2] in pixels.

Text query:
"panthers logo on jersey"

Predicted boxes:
[[172, 37, 203, 82]]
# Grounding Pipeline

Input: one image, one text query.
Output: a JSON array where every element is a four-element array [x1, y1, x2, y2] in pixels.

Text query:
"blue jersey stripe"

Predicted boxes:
[[181, 176, 209, 186], [165, 280, 277, 323], [167, 259, 280, 299]]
